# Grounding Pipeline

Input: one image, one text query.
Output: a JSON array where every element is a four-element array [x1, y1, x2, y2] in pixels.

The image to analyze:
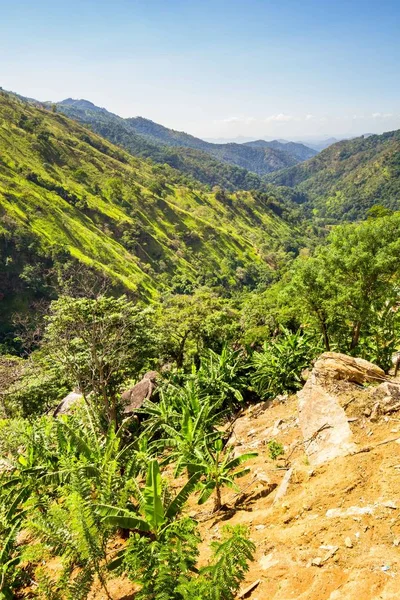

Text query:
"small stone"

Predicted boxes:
[[383, 501, 397, 509], [255, 524, 265, 531], [344, 537, 353, 548], [311, 557, 323, 567], [393, 538, 400, 547]]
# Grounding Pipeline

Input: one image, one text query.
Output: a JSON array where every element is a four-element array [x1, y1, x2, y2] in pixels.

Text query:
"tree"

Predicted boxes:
[[188, 438, 257, 512], [157, 289, 239, 368], [275, 214, 400, 365], [43, 295, 156, 427]]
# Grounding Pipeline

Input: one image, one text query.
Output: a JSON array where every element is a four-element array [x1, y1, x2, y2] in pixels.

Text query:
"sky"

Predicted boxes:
[[1, 0, 400, 140]]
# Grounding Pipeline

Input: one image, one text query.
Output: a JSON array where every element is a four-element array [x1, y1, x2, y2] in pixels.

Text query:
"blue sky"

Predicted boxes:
[[2, 0, 400, 139]]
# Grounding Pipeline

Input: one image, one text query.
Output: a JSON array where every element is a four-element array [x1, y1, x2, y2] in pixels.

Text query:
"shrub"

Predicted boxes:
[[251, 328, 320, 399]]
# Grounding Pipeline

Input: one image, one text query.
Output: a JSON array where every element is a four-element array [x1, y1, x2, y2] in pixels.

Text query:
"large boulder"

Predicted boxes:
[[310, 352, 386, 385], [297, 353, 386, 466], [122, 371, 159, 414], [53, 391, 83, 417], [366, 380, 400, 420]]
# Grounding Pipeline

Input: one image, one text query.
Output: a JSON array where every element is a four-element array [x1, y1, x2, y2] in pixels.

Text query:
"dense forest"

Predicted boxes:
[[267, 130, 400, 220], [51, 98, 315, 187], [1, 88, 400, 599]]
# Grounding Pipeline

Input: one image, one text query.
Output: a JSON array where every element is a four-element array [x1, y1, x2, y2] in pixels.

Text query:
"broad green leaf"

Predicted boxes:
[[143, 460, 165, 530], [165, 471, 202, 519]]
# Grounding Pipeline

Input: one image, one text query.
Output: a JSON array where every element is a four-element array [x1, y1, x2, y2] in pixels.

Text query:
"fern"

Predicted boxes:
[[200, 526, 255, 599], [124, 518, 200, 600]]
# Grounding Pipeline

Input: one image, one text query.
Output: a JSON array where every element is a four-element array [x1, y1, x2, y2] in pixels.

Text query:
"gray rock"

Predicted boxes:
[[53, 391, 83, 417]]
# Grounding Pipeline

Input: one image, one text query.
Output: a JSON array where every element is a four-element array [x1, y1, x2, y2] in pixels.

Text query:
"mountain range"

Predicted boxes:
[[54, 99, 316, 185], [0, 90, 298, 339], [2, 86, 400, 346]]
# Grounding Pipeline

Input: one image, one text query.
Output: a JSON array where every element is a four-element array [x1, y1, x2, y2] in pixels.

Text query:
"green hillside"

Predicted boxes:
[[266, 131, 400, 220], [0, 91, 294, 344], [244, 139, 316, 162], [55, 99, 312, 183]]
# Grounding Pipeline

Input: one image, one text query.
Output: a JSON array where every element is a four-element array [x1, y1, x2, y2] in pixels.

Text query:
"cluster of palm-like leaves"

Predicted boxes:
[[0, 346, 257, 599]]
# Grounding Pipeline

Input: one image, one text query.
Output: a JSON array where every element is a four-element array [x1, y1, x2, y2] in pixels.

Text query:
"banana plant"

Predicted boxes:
[[186, 439, 257, 512], [194, 346, 248, 410], [156, 401, 222, 476], [98, 459, 201, 540]]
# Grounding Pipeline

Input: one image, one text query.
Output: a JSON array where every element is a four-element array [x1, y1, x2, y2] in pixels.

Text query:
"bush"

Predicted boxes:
[[251, 328, 320, 399]]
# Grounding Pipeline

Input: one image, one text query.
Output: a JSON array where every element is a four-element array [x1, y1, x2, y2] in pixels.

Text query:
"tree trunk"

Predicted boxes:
[[213, 485, 222, 513], [321, 321, 330, 351], [176, 332, 189, 369], [350, 321, 362, 350]]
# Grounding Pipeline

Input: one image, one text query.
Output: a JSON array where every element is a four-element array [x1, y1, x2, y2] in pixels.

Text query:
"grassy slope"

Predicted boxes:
[[266, 131, 400, 219], [55, 100, 304, 182], [0, 92, 292, 300]]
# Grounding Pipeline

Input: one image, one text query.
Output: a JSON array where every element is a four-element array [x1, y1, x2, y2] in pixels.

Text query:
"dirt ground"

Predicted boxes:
[[90, 381, 400, 600]]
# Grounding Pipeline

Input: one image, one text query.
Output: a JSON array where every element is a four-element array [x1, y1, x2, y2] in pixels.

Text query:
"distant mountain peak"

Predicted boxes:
[[59, 98, 100, 110]]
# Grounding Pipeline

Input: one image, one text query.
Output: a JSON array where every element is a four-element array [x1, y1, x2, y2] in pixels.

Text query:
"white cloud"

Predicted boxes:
[[305, 114, 315, 120], [216, 116, 255, 125], [264, 113, 295, 122], [372, 112, 393, 119]]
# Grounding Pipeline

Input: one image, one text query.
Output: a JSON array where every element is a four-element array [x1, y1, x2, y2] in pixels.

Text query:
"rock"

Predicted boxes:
[[311, 352, 386, 385], [382, 501, 397, 509], [344, 537, 353, 548], [259, 552, 279, 570], [298, 374, 357, 466], [320, 545, 339, 562], [122, 371, 159, 414], [254, 524, 265, 531], [311, 557, 323, 567], [368, 381, 400, 417], [53, 391, 83, 417], [296, 352, 388, 465], [272, 418, 284, 435], [370, 402, 381, 422], [326, 505, 375, 518], [238, 580, 261, 598], [273, 467, 293, 505]]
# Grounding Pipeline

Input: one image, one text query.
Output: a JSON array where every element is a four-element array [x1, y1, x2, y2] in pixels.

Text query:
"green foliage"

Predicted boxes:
[[275, 214, 400, 367], [124, 523, 254, 600], [268, 130, 400, 221], [99, 459, 201, 537], [251, 328, 320, 399], [193, 346, 248, 410], [187, 438, 257, 512], [268, 439, 285, 460], [43, 295, 156, 426], [157, 290, 240, 368], [124, 518, 200, 600], [0, 91, 296, 347], [57, 99, 314, 187], [0, 353, 69, 418]]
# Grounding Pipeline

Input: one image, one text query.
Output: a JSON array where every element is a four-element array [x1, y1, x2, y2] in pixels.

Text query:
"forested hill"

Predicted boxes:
[[266, 130, 400, 220], [243, 139, 316, 162], [55, 99, 315, 183], [0, 91, 297, 343]]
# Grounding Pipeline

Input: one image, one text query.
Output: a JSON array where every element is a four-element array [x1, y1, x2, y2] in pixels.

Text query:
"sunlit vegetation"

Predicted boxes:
[[1, 89, 400, 598]]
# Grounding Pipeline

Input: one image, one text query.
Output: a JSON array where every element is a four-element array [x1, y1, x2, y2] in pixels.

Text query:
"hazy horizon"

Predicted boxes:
[[2, 0, 400, 139]]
